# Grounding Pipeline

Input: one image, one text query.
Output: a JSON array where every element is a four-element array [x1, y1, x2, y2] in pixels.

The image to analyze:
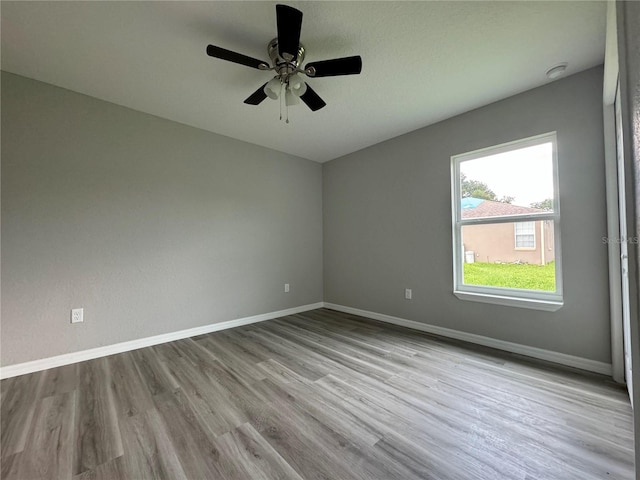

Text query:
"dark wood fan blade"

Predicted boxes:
[[206, 45, 269, 70], [305, 56, 362, 77], [300, 83, 326, 111], [276, 4, 303, 60], [244, 83, 269, 105]]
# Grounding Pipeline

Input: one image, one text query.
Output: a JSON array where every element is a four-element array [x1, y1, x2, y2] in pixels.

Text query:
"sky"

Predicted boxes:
[[460, 142, 554, 208]]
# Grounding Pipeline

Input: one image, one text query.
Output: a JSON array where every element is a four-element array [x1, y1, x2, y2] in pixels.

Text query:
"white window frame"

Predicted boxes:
[[514, 221, 536, 250], [451, 132, 563, 311]]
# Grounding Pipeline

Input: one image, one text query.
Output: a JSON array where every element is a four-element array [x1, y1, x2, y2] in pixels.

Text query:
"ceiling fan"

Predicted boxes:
[[206, 4, 362, 115]]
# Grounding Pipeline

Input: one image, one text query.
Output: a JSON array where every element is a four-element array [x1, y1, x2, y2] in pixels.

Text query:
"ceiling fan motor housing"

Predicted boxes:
[[268, 38, 306, 80]]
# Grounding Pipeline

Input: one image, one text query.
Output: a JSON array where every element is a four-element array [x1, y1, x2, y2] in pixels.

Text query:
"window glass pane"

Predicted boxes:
[[461, 221, 555, 291], [515, 221, 536, 248], [515, 234, 535, 248], [460, 142, 554, 218]]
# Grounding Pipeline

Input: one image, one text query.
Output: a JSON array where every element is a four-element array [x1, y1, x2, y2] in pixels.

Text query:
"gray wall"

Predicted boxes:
[[1, 66, 613, 367], [1, 72, 323, 366], [324, 66, 610, 363]]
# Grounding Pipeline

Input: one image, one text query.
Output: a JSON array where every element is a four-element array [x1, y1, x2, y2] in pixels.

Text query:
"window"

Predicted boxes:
[[451, 132, 562, 311], [515, 222, 535, 249]]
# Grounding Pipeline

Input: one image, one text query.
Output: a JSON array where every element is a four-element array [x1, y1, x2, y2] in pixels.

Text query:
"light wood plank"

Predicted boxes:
[[152, 387, 228, 479], [0, 308, 634, 479], [212, 423, 305, 480], [0, 370, 44, 457], [39, 364, 78, 398], [9, 392, 76, 479], [73, 358, 124, 475], [118, 408, 188, 479], [107, 352, 154, 419]]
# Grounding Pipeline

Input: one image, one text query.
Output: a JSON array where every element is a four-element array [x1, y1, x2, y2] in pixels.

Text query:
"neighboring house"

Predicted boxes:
[[461, 197, 555, 265]]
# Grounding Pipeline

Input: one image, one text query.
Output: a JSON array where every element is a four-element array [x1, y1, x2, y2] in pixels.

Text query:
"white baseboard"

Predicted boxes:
[[0, 302, 324, 380], [324, 303, 613, 376], [2, 301, 612, 379]]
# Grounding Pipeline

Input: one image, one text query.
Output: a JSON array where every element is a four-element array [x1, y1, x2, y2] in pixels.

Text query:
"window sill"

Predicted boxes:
[[454, 290, 563, 311]]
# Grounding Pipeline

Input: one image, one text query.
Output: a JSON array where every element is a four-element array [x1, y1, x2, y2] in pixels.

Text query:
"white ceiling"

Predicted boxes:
[[1, 1, 606, 162]]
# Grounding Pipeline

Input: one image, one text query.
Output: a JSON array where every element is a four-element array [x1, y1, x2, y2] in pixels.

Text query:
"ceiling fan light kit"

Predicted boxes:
[[285, 89, 300, 106], [206, 4, 362, 121], [264, 77, 282, 99], [288, 74, 307, 96]]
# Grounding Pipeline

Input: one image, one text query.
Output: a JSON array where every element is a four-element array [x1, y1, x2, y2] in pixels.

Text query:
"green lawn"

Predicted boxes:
[[463, 262, 556, 291]]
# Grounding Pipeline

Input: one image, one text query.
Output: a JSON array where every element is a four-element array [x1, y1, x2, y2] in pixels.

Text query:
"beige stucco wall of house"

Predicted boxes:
[[462, 220, 555, 265]]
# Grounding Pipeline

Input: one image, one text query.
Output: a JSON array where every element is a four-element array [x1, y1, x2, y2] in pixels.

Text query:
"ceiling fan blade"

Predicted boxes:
[[244, 83, 269, 105], [305, 56, 362, 77], [276, 4, 303, 61], [206, 45, 269, 70], [300, 83, 326, 111]]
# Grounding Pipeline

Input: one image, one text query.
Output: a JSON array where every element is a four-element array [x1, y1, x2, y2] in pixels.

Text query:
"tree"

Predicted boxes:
[[461, 172, 496, 200], [530, 198, 553, 211], [461, 173, 513, 203]]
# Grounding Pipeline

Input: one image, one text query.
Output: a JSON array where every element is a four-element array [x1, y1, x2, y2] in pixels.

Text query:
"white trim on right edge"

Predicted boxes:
[[324, 303, 612, 376]]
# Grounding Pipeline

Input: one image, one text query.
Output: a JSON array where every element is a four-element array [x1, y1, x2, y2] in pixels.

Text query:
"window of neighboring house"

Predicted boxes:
[[515, 221, 536, 249], [451, 132, 562, 311]]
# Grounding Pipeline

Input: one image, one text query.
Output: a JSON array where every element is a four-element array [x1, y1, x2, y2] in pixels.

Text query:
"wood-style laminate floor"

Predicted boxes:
[[1, 308, 634, 479]]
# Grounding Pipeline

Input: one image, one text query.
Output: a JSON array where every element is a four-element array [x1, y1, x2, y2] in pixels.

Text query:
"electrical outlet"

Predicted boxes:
[[71, 308, 84, 324], [284, 283, 290, 293], [405, 289, 412, 300]]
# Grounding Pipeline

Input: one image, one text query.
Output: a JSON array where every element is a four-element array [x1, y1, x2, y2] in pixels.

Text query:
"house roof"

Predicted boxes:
[[461, 198, 544, 219]]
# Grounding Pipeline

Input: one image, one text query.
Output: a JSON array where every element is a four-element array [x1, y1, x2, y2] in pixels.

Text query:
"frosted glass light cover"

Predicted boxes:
[[264, 78, 281, 99], [285, 89, 299, 106], [288, 74, 307, 97]]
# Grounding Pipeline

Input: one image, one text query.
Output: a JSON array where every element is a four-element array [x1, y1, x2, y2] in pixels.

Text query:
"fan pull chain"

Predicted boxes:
[[285, 88, 290, 124], [279, 82, 289, 124]]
